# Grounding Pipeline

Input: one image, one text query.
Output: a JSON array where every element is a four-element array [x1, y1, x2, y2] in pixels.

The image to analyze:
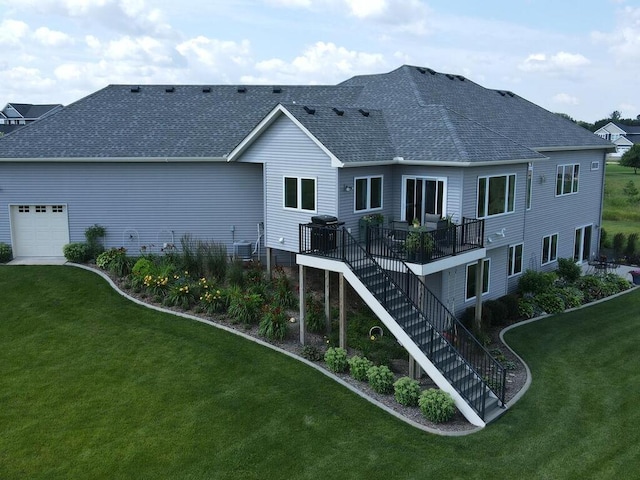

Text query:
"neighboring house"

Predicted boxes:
[[0, 103, 63, 136], [594, 122, 640, 158], [0, 65, 613, 426]]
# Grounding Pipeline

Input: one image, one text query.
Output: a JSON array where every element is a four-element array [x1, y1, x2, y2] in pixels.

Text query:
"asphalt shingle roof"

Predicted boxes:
[[0, 65, 611, 161]]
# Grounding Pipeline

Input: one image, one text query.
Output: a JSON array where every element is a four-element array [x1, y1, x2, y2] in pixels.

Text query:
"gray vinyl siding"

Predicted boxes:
[[0, 161, 264, 255], [237, 114, 337, 252], [523, 150, 605, 272]]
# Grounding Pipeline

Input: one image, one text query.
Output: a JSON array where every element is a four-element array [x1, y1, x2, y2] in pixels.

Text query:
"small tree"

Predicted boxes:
[[620, 144, 640, 174]]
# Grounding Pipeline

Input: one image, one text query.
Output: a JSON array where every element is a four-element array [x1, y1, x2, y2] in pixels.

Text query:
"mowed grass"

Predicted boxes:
[[2, 266, 640, 479], [603, 163, 640, 235]]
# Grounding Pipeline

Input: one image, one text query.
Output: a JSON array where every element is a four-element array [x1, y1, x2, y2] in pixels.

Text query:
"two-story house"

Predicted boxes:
[[0, 103, 63, 136], [0, 65, 613, 426], [594, 122, 640, 158]]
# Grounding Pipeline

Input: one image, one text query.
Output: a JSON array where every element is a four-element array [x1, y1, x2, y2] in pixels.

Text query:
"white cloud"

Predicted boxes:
[[553, 93, 579, 105], [345, 0, 387, 18], [0, 19, 29, 46], [176, 36, 252, 68], [518, 51, 590, 73], [33, 27, 73, 47]]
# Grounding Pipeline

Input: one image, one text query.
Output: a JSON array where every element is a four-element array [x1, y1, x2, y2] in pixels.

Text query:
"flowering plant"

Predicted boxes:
[[361, 213, 384, 224]]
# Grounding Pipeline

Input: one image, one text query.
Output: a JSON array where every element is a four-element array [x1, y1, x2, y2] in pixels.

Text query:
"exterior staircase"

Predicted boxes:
[[299, 224, 506, 426]]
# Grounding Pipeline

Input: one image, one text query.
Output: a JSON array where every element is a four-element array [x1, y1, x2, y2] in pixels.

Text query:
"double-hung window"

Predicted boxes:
[[477, 174, 516, 218], [508, 243, 524, 277], [355, 176, 383, 212], [542, 233, 558, 265], [284, 177, 316, 212], [466, 259, 490, 301], [556, 164, 579, 196]]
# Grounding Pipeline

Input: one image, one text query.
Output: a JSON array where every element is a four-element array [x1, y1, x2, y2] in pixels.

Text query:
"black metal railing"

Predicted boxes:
[[366, 218, 484, 264], [299, 223, 505, 419]]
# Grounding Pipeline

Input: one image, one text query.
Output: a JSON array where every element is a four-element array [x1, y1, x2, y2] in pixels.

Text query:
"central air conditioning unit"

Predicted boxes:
[[233, 241, 252, 261]]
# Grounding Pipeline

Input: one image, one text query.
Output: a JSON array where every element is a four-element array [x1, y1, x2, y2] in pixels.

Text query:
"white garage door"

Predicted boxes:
[[10, 204, 70, 257]]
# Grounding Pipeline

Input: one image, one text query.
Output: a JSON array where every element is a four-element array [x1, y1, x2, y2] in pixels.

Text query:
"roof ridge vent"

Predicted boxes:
[[237, 86, 247, 93], [304, 106, 316, 115], [130, 86, 140, 93], [165, 86, 175, 93], [272, 86, 282, 93], [202, 87, 211, 93], [358, 108, 370, 117], [332, 107, 344, 116]]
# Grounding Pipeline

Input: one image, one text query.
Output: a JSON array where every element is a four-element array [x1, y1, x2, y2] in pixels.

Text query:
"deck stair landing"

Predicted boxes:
[[298, 225, 506, 427]]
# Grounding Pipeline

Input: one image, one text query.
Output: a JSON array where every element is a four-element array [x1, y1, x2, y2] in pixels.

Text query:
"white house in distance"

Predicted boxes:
[[594, 122, 640, 158]]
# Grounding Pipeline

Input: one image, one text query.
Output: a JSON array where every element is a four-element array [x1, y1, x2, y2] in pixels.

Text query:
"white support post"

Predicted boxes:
[[474, 258, 484, 332], [299, 264, 306, 345], [325, 270, 331, 332], [339, 272, 346, 349]]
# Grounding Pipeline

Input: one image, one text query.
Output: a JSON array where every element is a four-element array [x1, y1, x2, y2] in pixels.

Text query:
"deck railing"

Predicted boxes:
[[298, 223, 505, 419]]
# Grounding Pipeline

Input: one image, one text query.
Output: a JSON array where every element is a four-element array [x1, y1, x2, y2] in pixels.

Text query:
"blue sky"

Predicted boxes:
[[1, 0, 638, 122]]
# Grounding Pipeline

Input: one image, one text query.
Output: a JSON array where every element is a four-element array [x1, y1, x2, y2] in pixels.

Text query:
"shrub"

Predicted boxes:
[[518, 269, 556, 295], [556, 257, 581, 283], [143, 273, 170, 298], [348, 355, 373, 382], [367, 365, 394, 394], [0, 242, 12, 263], [602, 273, 632, 294], [626, 233, 639, 258], [600, 228, 608, 249], [299, 345, 323, 362], [258, 305, 289, 341], [557, 286, 585, 308], [534, 292, 565, 314], [498, 294, 520, 322], [197, 240, 227, 281], [484, 299, 508, 327], [393, 377, 421, 407], [271, 266, 297, 309], [418, 389, 456, 423], [227, 259, 245, 287], [165, 281, 196, 310], [84, 224, 106, 259], [517, 298, 536, 319], [199, 280, 229, 314], [227, 286, 262, 324], [305, 293, 326, 334], [96, 247, 131, 276], [613, 232, 626, 259], [576, 275, 607, 303], [132, 258, 154, 278], [324, 347, 348, 373], [63, 242, 90, 263]]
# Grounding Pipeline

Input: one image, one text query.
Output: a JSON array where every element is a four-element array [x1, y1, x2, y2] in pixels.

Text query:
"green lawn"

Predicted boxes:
[[2, 266, 640, 479], [603, 163, 640, 236]]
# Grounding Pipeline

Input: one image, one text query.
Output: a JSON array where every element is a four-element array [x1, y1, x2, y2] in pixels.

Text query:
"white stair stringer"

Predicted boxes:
[[341, 266, 487, 428]]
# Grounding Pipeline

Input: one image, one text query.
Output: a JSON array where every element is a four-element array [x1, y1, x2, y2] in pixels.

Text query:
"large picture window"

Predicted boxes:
[[542, 233, 558, 265], [355, 176, 383, 212], [284, 176, 316, 212], [477, 174, 516, 218], [466, 259, 490, 301], [556, 164, 579, 196], [508, 243, 524, 277]]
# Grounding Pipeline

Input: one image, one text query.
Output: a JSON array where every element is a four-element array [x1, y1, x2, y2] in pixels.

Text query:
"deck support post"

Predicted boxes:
[[266, 247, 272, 278], [299, 264, 306, 345], [325, 270, 331, 332], [474, 258, 484, 333], [408, 354, 422, 380], [339, 272, 347, 349]]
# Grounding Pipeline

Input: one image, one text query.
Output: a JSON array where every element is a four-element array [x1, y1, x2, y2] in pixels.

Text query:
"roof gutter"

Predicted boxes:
[[340, 156, 548, 168], [0, 156, 228, 163], [534, 145, 616, 153]]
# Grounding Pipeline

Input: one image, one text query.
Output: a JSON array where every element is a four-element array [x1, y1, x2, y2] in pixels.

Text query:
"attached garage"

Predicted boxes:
[[10, 204, 69, 257]]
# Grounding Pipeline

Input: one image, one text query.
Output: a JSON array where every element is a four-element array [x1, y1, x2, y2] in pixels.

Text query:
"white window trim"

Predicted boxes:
[[591, 161, 600, 171], [574, 224, 593, 263], [400, 175, 448, 222], [354, 175, 383, 213], [283, 176, 317, 213], [526, 163, 533, 211], [465, 258, 491, 301], [477, 173, 516, 219], [541, 233, 559, 266], [555, 164, 580, 196], [508, 243, 524, 277]]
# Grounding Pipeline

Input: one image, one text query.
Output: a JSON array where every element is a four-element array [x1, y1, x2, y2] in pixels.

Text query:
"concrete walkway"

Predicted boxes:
[[7, 257, 67, 265]]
